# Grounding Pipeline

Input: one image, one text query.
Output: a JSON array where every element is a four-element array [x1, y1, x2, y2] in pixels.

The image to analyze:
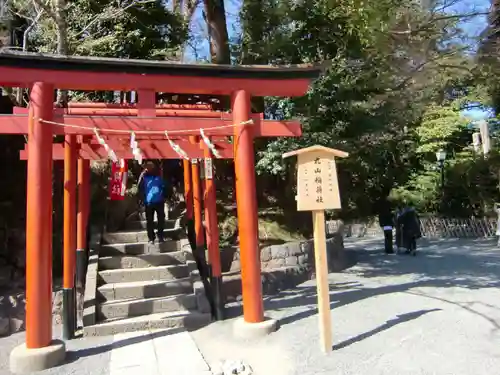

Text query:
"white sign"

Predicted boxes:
[[204, 158, 213, 179]]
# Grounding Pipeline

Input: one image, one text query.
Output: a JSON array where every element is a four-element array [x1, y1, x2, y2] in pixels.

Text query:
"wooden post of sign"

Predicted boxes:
[[283, 145, 349, 353], [312, 209, 331, 353]]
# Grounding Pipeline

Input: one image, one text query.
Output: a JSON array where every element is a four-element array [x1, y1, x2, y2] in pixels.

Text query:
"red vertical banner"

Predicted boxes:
[[109, 160, 128, 201]]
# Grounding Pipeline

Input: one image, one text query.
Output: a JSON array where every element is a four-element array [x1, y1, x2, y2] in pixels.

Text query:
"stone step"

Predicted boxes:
[[97, 278, 193, 301], [100, 241, 180, 256], [99, 252, 187, 270], [102, 227, 183, 244], [83, 310, 212, 337], [98, 264, 190, 284], [135, 212, 176, 223], [124, 219, 177, 231], [97, 294, 197, 320]]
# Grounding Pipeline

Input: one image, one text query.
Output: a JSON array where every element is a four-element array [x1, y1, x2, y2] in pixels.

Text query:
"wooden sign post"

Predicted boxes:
[[283, 145, 349, 353]]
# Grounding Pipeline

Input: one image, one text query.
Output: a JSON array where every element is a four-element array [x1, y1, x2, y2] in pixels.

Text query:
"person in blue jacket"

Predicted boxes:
[[138, 161, 166, 244]]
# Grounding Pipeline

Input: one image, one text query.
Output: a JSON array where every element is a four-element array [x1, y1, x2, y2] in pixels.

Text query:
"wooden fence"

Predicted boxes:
[[326, 216, 498, 239]]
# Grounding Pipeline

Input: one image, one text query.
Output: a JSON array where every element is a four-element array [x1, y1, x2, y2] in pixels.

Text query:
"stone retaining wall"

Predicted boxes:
[[221, 232, 356, 302]]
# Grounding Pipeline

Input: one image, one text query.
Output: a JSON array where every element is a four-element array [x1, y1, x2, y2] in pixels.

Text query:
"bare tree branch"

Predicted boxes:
[[391, 11, 489, 36], [74, 0, 156, 38], [16, 9, 44, 104], [390, 46, 470, 92], [22, 9, 44, 51], [187, 0, 200, 20], [30, 0, 56, 21]]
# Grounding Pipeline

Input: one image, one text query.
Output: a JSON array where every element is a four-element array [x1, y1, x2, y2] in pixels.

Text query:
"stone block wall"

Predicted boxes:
[[221, 232, 355, 302], [0, 290, 25, 336], [224, 232, 347, 274]]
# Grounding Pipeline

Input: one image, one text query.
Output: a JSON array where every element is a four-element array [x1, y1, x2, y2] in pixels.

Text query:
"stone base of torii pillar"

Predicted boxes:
[[10, 340, 66, 374]]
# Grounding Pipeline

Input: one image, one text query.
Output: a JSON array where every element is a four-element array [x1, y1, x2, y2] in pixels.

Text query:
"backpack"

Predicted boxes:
[[143, 175, 165, 205]]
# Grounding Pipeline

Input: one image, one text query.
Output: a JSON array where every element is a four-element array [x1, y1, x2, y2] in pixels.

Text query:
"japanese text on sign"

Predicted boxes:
[[295, 152, 341, 211], [314, 157, 324, 203], [204, 158, 213, 179], [109, 160, 128, 201]]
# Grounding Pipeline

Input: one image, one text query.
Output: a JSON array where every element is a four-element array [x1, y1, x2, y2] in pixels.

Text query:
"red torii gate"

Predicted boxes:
[[19, 125, 235, 341], [16, 103, 301, 338], [0, 51, 322, 374]]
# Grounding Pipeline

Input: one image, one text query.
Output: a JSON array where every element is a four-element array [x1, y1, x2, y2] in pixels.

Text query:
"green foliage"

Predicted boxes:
[[241, 0, 493, 218], [390, 169, 441, 212], [68, 0, 187, 59], [9, 0, 188, 58], [4, 0, 496, 224], [391, 150, 500, 217], [416, 104, 471, 154]]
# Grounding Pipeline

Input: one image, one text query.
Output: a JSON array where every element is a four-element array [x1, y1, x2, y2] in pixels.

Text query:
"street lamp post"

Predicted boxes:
[[435, 149, 447, 190]]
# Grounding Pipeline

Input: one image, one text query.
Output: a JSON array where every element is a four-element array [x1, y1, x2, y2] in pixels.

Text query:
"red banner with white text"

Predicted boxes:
[[109, 160, 128, 201]]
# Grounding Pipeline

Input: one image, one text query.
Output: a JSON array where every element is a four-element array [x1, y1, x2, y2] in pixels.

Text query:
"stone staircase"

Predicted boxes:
[[83, 213, 212, 336]]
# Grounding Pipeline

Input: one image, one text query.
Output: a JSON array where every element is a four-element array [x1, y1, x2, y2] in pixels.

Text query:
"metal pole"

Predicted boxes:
[[441, 165, 445, 190]]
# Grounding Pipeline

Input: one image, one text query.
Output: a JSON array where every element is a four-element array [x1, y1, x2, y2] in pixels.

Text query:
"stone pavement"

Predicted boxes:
[[0, 327, 212, 375], [108, 329, 211, 375], [193, 237, 500, 375], [1, 237, 500, 375]]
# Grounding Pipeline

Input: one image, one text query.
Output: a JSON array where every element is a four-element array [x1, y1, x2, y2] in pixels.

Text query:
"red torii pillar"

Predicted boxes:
[[203, 144, 223, 320], [183, 159, 194, 222], [183, 158, 195, 250], [63, 135, 78, 340], [76, 158, 90, 292], [232, 89, 277, 335], [10, 83, 66, 373], [190, 139, 204, 252]]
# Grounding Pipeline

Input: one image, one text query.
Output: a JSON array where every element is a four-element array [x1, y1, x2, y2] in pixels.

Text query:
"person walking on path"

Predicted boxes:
[[378, 199, 394, 254], [138, 161, 167, 244], [396, 204, 421, 255]]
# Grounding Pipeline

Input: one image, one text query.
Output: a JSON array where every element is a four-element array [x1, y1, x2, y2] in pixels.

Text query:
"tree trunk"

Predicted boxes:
[[240, 0, 265, 112], [172, 0, 181, 13], [54, 0, 69, 106], [202, 0, 230, 109], [203, 0, 230, 65]]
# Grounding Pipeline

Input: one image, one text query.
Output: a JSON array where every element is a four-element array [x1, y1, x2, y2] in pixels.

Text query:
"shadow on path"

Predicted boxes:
[[256, 238, 500, 330], [65, 327, 185, 364], [332, 308, 441, 350]]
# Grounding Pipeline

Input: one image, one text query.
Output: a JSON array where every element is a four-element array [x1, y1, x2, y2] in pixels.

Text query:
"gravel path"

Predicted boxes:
[[2, 237, 500, 375], [192, 237, 500, 375]]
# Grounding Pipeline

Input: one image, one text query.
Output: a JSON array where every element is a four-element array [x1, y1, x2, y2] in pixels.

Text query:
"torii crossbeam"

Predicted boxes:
[[0, 114, 301, 136], [20, 140, 235, 160]]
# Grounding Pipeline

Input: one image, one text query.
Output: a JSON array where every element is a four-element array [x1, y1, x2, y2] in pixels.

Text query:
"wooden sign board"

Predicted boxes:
[[296, 152, 341, 211], [283, 144, 348, 354], [283, 145, 348, 212], [204, 158, 213, 179]]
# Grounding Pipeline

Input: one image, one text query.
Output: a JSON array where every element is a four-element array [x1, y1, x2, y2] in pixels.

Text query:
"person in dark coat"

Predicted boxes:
[[396, 205, 421, 255], [378, 200, 394, 254]]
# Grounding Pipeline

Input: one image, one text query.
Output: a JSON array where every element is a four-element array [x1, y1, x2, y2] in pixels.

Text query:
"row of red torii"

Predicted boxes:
[[0, 51, 322, 373]]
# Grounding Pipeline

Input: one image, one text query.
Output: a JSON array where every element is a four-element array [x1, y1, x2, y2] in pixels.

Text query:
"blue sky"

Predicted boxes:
[[456, 0, 493, 121], [453, 0, 489, 36]]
